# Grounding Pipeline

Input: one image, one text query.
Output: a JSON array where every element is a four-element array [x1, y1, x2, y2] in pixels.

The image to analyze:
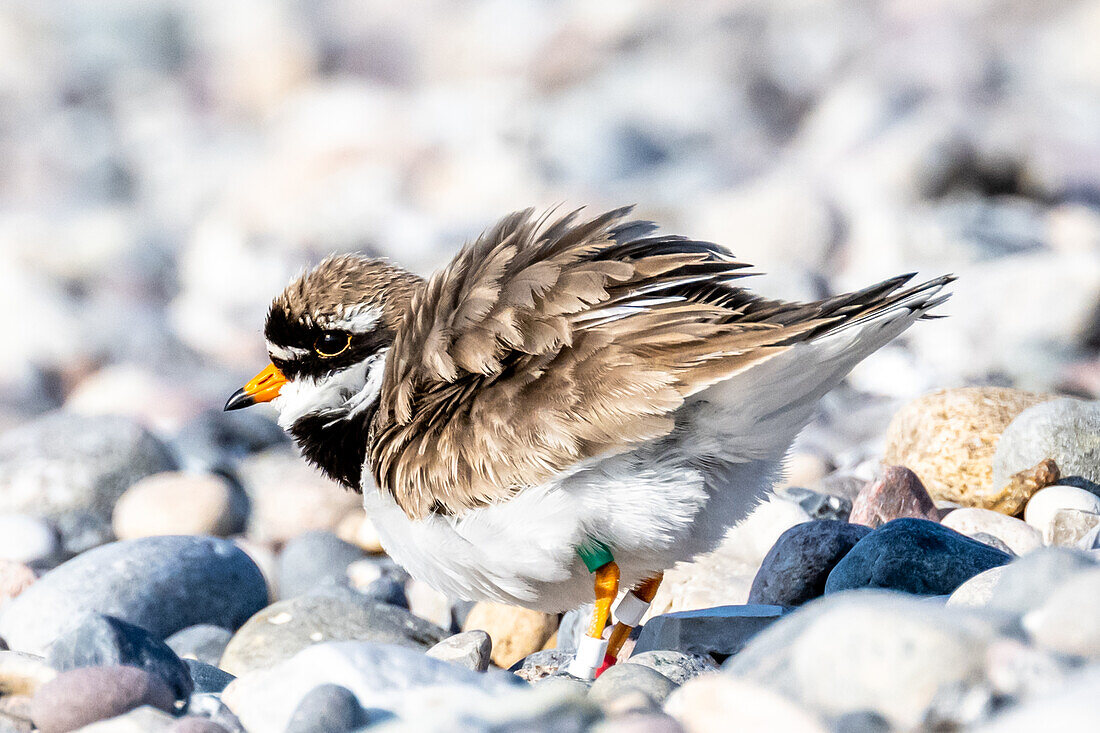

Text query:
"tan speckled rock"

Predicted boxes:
[[883, 388, 1053, 509], [461, 602, 558, 669]]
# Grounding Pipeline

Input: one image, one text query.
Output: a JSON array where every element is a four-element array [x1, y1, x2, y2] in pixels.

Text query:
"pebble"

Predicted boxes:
[[169, 717, 230, 733], [941, 508, 1043, 556], [1023, 566, 1100, 658], [992, 398, 1100, 490], [1049, 509, 1100, 547], [405, 579, 454, 630], [184, 660, 234, 694], [982, 547, 1097, 614], [0, 415, 177, 554], [0, 536, 267, 655], [284, 684, 368, 733], [825, 518, 1012, 596], [971, 532, 1015, 555], [426, 630, 491, 672], [509, 649, 576, 683], [664, 675, 828, 733], [1024, 485, 1100, 543], [186, 694, 244, 733], [0, 561, 36, 604], [849, 466, 940, 528], [946, 566, 1008, 608], [748, 521, 871, 607], [0, 515, 58, 566], [172, 408, 287, 473], [589, 663, 679, 709], [461, 601, 558, 669], [973, 666, 1100, 731], [221, 641, 523, 732], [276, 530, 365, 599], [624, 651, 717, 686], [882, 388, 1051, 508], [46, 613, 193, 701], [29, 666, 175, 733], [165, 625, 233, 667], [335, 510, 386, 554], [73, 705, 179, 732], [725, 590, 1008, 729], [111, 472, 246, 540], [218, 590, 446, 676], [0, 651, 56, 696], [778, 486, 851, 522], [633, 605, 786, 660], [236, 450, 361, 544], [592, 712, 686, 733]]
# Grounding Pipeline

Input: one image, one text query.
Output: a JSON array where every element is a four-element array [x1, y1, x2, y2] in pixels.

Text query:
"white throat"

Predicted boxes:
[[273, 348, 389, 430]]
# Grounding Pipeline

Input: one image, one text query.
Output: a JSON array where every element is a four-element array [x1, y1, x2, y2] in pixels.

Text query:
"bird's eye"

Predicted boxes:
[[314, 332, 351, 358]]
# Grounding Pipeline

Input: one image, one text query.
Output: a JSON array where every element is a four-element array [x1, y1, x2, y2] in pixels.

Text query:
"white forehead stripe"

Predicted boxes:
[[267, 342, 309, 361]]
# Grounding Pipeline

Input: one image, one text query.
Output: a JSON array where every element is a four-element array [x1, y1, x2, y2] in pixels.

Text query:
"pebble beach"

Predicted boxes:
[[4, 1, 1100, 731]]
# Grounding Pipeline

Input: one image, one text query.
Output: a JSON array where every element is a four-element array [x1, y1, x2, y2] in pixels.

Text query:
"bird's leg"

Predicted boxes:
[[567, 560, 620, 680], [601, 572, 664, 672]]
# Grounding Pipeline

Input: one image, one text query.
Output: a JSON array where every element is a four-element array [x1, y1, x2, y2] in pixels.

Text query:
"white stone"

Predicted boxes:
[[222, 641, 522, 731], [0, 514, 57, 565], [726, 590, 1010, 730], [947, 566, 1008, 609], [941, 508, 1043, 556], [665, 675, 828, 733], [1024, 485, 1100, 544], [426, 630, 492, 673], [1023, 567, 1100, 658]]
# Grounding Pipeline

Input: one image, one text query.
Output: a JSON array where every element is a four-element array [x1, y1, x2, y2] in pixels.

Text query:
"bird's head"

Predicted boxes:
[[225, 254, 422, 443]]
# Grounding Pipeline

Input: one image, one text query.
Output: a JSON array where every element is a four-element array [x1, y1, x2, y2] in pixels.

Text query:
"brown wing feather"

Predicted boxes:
[[369, 207, 833, 519]]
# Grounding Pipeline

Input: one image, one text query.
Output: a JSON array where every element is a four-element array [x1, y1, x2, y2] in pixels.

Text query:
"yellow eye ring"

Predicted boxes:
[[314, 332, 351, 358]]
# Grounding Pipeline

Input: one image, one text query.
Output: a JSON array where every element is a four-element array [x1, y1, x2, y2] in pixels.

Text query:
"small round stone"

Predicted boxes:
[[285, 684, 367, 733], [277, 531, 365, 600], [112, 471, 245, 539], [0, 536, 267, 655], [849, 466, 940, 529], [589, 664, 679, 708], [624, 651, 716, 685], [0, 514, 58, 565], [749, 521, 870, 607], [46, 613, 194, 702], [824, 518, 1012, 596], [166, 624, 233, 667], [941, 508, 1042, 556], [170, 718, 231, 733], [426, 630, 492, 672], [993, 398, 1100, 490], [29, 666, 175, 733], [0, 559, 36, 604], [218, 591, 446, 676], [462, 601, 558, 669], [1024, 485, 1100, 543]]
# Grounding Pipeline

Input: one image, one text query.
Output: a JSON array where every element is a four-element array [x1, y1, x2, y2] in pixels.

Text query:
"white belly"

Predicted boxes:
[[362, 446, 782, 613]]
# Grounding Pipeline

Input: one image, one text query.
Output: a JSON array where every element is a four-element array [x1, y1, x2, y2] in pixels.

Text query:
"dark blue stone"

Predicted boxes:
[[749, 521, 871, 607], [46, 613, 194, 701], [824, 518, 1012, 596], [632, 605, 787, 661], [184, 659, 235, 694]]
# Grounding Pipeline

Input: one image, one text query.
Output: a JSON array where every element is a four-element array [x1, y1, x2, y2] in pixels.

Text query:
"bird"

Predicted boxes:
[[225, 206, 953, 679]]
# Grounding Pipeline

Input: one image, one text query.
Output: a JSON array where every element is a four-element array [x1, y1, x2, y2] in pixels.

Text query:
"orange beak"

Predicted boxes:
[[224, 363, 287, 411]]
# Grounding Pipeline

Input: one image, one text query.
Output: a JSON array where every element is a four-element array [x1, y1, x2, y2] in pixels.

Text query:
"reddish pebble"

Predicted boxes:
[[850, 466, 940, 528], [30, 666, 175, 733], [0, 560, 35, 604]]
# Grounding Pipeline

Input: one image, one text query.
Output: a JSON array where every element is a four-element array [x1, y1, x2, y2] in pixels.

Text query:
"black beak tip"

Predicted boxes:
[[224, 388, 255, 412]]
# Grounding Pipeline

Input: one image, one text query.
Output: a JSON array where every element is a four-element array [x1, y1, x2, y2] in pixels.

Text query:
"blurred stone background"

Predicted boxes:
[[3, 0, 1100, 437], [2, 0, 1100, 591]]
